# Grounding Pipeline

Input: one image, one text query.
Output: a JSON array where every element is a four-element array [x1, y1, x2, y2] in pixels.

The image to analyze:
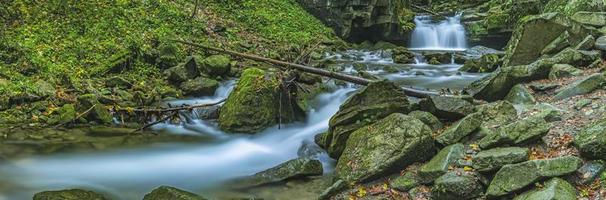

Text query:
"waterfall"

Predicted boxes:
[[410, 14, 467, 51]]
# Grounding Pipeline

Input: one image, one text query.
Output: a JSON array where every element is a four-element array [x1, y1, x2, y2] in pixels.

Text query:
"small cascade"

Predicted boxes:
[[410, 14, 467, 51]]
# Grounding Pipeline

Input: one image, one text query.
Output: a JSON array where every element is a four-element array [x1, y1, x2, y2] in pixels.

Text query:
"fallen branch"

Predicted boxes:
[[53, 104, 96, 128], [171, 39, 439, 98], [411, 4, 441, 17], [114, 99, 226, 113], [133, 112, 177, 133]]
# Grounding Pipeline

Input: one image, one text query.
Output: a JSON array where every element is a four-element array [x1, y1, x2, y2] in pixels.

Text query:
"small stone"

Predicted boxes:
[[418, 144, 465, 183], [575, 160, 605, 185], [575, 99, 592, 110], [473, 147, 529, 172], [391, 171, 419, 192]]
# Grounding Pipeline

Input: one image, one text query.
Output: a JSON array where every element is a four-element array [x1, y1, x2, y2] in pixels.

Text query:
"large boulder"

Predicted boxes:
[[408, 111, 443, 131], [419, 96, 475, 121], [436, 113, 481, 145], [512, 178, 577, 200], [143, 186, 206, 200], [473, 147, 529, 172], [335, 113, 434, 183], [574, 119, 606, 159], [33, 189, 108, 200], [503, 13, 591, 67], [200, 55, 231, 77], [486, 156, 582, 198], [180, 77, 219, 97], [478, 116, 551, 148], [218, 68, 305, 133], [554, 73, 606, 100], [321, 80, 411, 158], [233, 158, 323, 187], [164, 56, 200, 84], [418, 144, 465, 183], [296, 0, 409, 42], [432, 171, 484, 200]]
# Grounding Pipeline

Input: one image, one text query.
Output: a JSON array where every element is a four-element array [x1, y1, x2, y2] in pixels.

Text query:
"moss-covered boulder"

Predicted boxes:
[[548, 64, 582, 80], [408, 110, 443, 131], [233, 158, 323, 187], [544, 0, 606, 16], [419, 96, 475, 121], [554, 73, 606, 100], [432, 171, 484, 200], [47, 104, 77, 125], [143, 186, 206, 200], [392, 47, 416, 64], [475, 100, 518, 129], [504, 84, 536, 105], [33, 189, 108, 200], [460, 53, 502, 73], [473, 147, 529, 172], [200, 55, 231, 77], [218, 68, 304, 133], [503, 13, 590, 67], [164, 56, 200, 84], [436, 113, 481, 145], [574, 119, 606, 159], [486, 156, 582, 198], [321, 80, 411, 158], [572, 12, 606, 26], [391, 171, 419, 192], [478, 116, 551, 148], [335, 113, 434, 184], [180, 77, 220, 97], [513, 178, 576, 200], [77, 94, 112, 124], [418, 144, 465, 183]]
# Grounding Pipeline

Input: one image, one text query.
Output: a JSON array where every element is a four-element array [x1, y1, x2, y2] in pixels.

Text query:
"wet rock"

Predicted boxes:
[[218, 68, 305, 133], [548, 64, 582, 80], [180, 77, 220, 97], [473, 147, 529, 172], [105, 76, 132, 89], [419, 96, 475, 121], [486, 156, 582, 198], [574, 119, 606, 159], [503, 13, 590, 67], [432, 171, 484, 200], [478, 116, 551, 149], [512, 178, 576, 200], [322, 80, 411, 158], [336, 113, 434, 183], [574, 160, 605, 185], [143, 186, 206, 200], [164, 57, 200, 84], [33, 189, 108, 200], [192, 106, 220, 120], [297, 140, 324, 159], [436, 113, 481, 145], [504, 84, 536, 105], [391, 171, 419, 192], [88, 127, 135, 137], [47, 104, 77, 125], [595, 36, 606, 51], [418, 144, 465, 183], [235, 158, 323, 187], [392, 47, 415, 64], [408, 111, 443, 131], [200, 55, 231, 76], [554, 73, 606, 100], [77, 94, 112, 124]]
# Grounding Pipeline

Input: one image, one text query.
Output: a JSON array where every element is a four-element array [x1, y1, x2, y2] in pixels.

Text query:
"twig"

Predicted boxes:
[[132, 112, 177, 133], [53, 104, 96, 128], [115, 99, 226, 113]]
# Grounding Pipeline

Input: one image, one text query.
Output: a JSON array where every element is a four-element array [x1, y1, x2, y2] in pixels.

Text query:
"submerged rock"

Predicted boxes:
[[574, 119, 606, 159], [486, 156, 582, 198], [218, 68, 305, 133], [234, 158, 323, 187], [418, 144, 465, 183], [143, 186, 206, 200], [33, 189, 108, 200], [554, 73, 606, 100], [512, 178, 576, 200], [432, 171, 484, 200], [336, 113, 434, 183], [473, 147, 529, 172], [322, 80, 411, 158], [180, 77, 220, 97], [504, 84, 536, 105], [419, 96, 475, 121]]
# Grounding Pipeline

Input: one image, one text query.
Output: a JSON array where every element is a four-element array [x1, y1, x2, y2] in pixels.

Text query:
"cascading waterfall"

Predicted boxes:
[[410, 14, 467, 51]]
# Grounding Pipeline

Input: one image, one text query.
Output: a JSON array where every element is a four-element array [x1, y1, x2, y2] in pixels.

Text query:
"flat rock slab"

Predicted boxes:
[[473, 147, 529, 172]]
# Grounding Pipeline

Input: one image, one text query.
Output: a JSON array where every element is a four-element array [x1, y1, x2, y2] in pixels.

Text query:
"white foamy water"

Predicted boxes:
[[410, 14, 467, 51], [0, 85, 356, 199]]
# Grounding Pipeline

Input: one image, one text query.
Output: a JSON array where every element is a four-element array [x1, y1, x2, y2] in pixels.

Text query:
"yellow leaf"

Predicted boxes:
[[469, 144, 480, 151], [357, 187, 367, 197], [464, 166, 473, 171]]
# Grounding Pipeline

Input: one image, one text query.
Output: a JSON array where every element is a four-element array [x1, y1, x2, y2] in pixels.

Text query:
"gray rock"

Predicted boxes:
[[504, 84, 536, 105], [574, 160, 605, 185], [575, 35, 596, 50], [418, 144, 465, 183], [317, 179, 347, 200], [473, 147, 529, 172], [512, 178, 576, 200], [595, 35, 606, 51], [408, 111, 443, 131], [419, 95, 475, 121], [436, 113, 481, 145], [478, 116, 551, 149], [574, 119, 606, 159], [33, 189, 108, 200], [555, 73, 606, 100], [234, 158, 323, 187], [548, 64, 583, 80], [486, 156, 582, 198], [143, 186, 206, 200]]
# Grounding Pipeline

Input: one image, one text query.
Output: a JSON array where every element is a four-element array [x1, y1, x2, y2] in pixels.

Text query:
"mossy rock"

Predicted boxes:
[[408, 111, 443, 131], [200, 55, 231, 77], [548, 64, 582, 80], [336, 113, 434, 184], [231, 158, 323, 187], [143, 186, 206, 200], [513, 177, 576, 200], [418, 144, 465, 183], [77, 94, 112, 124], [432, 170, 484, 200], [33, 189, 108, 200], [478, 116, 551, 148], [218, 68, 304, 133], [322, 80, 411, 158], [504, 84, 536, 105], [544, 0, 606, 16], [574, 119, 606, 159], [436, 113, 481, 145], [180, 77, 220, 97], [47, 104, 77, 125], [554, 73, 606, 100], [419, 95, 475, 121], [391, 171, 419, 192], [473, 147, 529, 172]]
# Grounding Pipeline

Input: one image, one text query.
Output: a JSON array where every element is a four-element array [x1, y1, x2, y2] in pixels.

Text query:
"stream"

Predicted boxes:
[[0, 15, 488, 200]]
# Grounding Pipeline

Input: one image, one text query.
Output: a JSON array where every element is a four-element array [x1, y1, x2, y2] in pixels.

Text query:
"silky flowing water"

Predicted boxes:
[[0, 15, 488, 200]]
